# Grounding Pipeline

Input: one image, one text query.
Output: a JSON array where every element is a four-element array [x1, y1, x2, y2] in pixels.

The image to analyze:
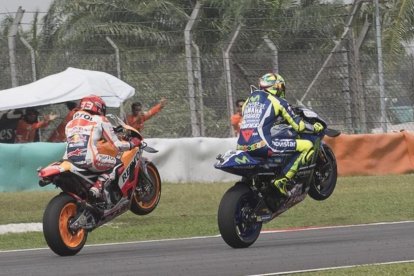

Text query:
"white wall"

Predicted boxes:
[[0, 137, 240, 191], [144, 137, 240, 183]]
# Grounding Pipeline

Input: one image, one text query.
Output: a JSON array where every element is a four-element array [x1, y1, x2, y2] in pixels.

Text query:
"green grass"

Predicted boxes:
[[0, 175, 413, 251]]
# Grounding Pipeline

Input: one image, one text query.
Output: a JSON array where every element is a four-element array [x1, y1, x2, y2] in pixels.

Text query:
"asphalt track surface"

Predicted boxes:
[[1, 221, 413, 276]]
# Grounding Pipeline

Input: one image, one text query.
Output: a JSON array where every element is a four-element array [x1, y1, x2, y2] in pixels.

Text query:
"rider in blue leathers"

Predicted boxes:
[[237, 73, 323, 196]]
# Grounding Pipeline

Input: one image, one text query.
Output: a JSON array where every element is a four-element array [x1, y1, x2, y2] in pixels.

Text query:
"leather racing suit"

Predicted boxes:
[[236, 90, 314, 180], [64, 110, 132, 173]]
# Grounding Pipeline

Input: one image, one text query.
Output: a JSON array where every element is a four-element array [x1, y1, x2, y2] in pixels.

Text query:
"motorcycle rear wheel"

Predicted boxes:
[[309, 144, 337, 201], [43, 193, 87, 256], [218, 183, 262, 248], [130, 162, 161, 215]]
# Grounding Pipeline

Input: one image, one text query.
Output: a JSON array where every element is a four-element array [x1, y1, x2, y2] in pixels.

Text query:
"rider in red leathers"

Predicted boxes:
[[64, 95, 141, 200]]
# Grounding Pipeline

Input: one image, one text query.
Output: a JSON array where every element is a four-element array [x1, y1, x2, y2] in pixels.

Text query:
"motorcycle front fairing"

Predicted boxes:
[[106, 114, 143, 140], [215, 150, 261, 177]]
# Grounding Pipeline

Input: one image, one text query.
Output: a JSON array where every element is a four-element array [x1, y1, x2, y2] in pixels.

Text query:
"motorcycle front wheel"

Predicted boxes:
[[309, 144, 337, 201], [218, 182, 262, 248], [130, 162, 162, 215], [43, 193, 87, 256]]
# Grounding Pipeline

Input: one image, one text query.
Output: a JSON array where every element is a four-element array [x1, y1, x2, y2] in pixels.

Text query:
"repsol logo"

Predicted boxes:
[[121, 166, 131, 183], [121, 154, 139, 185], [73, 112, 93, 121]]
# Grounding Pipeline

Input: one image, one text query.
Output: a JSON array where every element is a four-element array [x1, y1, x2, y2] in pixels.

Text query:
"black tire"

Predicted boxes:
[[218, 183, 262, 248], [43, 193, 87, 256], [308, 144, 337, 201], [130, 162, 161, 215]]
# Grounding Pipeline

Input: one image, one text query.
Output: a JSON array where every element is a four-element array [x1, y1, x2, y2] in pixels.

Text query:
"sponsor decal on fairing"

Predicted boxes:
[[272, 139, 296, 148]]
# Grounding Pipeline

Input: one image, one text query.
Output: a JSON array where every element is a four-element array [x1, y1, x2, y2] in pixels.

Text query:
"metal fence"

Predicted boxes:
[[1, 3, 414, 140]]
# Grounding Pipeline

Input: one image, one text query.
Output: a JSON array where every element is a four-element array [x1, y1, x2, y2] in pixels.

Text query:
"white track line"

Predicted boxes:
[[261, 220, 414, 233], [0, 220, 413, 253], [246, 260, 414, 276], [0, 235, 221, 253]]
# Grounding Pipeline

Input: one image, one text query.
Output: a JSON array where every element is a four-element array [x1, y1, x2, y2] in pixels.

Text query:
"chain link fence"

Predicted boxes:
[[1, 4, 414, 141]]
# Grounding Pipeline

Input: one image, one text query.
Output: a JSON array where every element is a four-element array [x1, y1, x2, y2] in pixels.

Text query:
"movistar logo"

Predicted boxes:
[[249, 95, 260, 102], [235, 155, 250, 164]]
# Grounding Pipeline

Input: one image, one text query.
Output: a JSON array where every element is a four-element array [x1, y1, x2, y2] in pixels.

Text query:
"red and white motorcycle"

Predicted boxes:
[[38, 114, 161, 256]]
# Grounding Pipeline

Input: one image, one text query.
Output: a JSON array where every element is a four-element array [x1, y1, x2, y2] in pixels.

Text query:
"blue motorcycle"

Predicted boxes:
[[215, 107, 340, 248]]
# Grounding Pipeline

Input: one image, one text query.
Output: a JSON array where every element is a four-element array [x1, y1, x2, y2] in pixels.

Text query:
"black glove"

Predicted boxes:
[[313, 122, 324, 133]]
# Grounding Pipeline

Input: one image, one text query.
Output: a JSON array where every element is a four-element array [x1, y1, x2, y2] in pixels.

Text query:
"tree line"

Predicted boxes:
[[0, 0, 413, 137]]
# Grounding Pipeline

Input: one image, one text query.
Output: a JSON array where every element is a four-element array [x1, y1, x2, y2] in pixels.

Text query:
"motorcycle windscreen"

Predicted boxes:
[[214, 150, 260, 176]]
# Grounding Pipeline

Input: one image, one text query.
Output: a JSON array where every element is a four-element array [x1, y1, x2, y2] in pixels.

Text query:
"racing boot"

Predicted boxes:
[[89, 173, 110, 200], [273, 177, 291, 198]]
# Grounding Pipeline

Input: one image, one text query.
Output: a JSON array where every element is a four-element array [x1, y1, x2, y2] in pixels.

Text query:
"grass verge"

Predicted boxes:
[[0, 174, 413, 251]]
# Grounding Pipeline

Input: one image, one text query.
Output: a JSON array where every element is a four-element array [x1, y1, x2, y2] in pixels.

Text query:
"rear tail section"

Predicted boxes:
[[38, 161, 73, 186]]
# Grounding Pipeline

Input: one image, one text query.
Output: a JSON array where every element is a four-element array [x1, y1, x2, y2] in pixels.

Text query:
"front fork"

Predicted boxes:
[[134, 159, 154, 199], [302, 138, 323, 189]]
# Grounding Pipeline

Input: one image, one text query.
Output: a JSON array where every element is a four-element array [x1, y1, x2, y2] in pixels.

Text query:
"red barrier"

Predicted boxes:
[[324, 131, 414, 176]]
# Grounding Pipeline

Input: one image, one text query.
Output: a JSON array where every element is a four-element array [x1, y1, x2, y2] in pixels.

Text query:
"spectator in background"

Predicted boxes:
[[231, 99, 245, 136], [48, 101, 79, 142], [126, 98, 167, 132], [15, 107, 58, 143], [0, 109, 23, 143]]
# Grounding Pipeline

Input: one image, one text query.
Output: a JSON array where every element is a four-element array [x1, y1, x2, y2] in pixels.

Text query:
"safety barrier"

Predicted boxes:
[[0, 138, 239, 192], [0, 142, 66, 192], [324, 131, 414, 176], [1, 132, 414, 191]]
